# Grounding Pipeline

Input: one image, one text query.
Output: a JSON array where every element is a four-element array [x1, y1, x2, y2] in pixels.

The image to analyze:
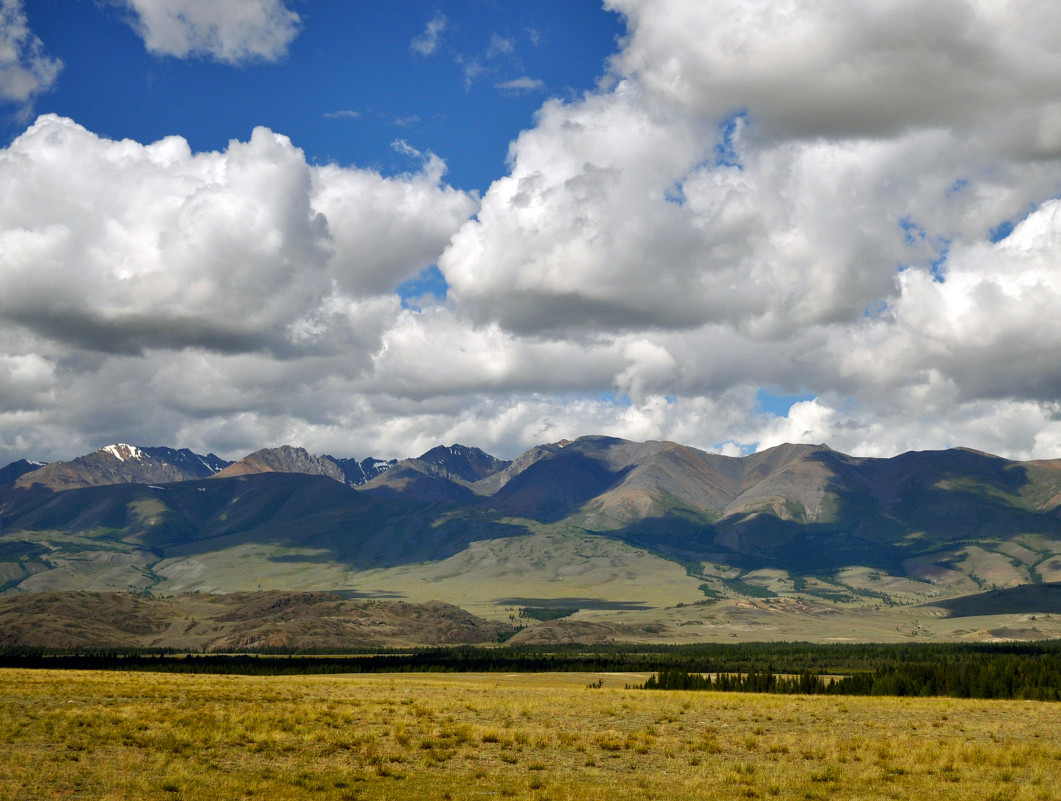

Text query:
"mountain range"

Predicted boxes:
[[2, 436, 1060, 643]]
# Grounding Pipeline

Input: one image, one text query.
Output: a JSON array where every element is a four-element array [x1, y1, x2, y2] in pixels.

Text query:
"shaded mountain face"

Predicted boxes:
[[12, 445, 230, 493], [1, 473, 373, 553], [329, 456, 396, 486], [360, 463, 479, 503], [0, 459, 48, 487], [417, 445, 511, 483], [471, 443, 566, 495], [360, 444, 511, 500], [488, 443, 635, 522]]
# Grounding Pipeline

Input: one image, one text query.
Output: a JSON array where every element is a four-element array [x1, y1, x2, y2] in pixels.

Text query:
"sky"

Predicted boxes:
[[2, 1, 1061, 465]]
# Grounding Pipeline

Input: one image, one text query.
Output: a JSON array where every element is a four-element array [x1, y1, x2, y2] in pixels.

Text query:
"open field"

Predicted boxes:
[[1, 670, 1058, 800]]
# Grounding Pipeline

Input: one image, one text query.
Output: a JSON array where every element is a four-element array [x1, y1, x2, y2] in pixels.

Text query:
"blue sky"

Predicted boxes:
[[15, 0, 623, 192], [2, 1, 1061, 464]]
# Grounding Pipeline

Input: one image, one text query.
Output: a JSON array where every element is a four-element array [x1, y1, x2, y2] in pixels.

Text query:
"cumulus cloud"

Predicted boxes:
[[426, 0, 1061, 459], [119, 0, 300, 63], [0, 115, 479, 461], [0, 0, 62, 111], [443, 0, 1061, 338], [0, 115, 475, 359], [608, 0, 1061, 145]]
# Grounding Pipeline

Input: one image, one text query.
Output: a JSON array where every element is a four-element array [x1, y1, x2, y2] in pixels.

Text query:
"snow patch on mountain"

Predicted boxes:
[[101, 444, 144, 462]]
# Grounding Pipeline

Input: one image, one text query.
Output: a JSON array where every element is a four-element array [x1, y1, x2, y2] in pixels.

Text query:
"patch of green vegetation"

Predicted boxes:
[[781, 499, 807, 523], [127, 498, 170, 521], [833, 581, 896, 605], [0, 541, 48, 560], [519, 607, 578, 622], [85, 527, 136, 544], [7, 641, 1061, 702], [720, 577, 777, 598], [815, 494, 842, 524], [789, 574, 863, 604], [935, 477, 1027, 508], [0, 576, 27, 594], [40, 535, 134, 555]]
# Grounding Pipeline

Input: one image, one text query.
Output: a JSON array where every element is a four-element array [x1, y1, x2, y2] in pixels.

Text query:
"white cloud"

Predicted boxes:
[[411, 14, 446, 57], [458, 32, 522, 91], [487, 34, 515, 59], [316, 144, 475, 297], [120, 0, 300, 64], [0, 115, 475, 358], [495, 77, 545, 94], [443, 0, 1061, 336], [0, 0, 62, 110], [0, 115, 478, 462], [424, 0, 1061, 460], [458, 56, 484, 90], [323, 109, 361, 120], [607, 0, 1061, 145]]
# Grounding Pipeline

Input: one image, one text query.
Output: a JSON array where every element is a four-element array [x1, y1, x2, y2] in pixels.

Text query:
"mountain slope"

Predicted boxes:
[[471, 442, 566, 495], [487, 438, 635, 522], [360, 444, 510, 501], [12, 445, 229, 493], [360, 463, 479, 503], [329, 456, 396, 486], [416, 444, 511, 483], [0, 459, 48, 487], [486, 438, 840, 528], [0, 468, 535, 595]]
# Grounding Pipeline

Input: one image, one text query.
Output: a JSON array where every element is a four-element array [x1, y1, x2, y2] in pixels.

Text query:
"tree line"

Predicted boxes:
[[2, 641, 1060, 700], [638, 651, 1061, 701]]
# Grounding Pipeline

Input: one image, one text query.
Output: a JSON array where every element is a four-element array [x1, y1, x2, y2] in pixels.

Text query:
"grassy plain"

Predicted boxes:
[[1, 669, 1059, 800]]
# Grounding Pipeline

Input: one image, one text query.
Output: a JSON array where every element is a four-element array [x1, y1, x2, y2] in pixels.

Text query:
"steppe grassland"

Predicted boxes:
[[0, 669, 1058, 801]]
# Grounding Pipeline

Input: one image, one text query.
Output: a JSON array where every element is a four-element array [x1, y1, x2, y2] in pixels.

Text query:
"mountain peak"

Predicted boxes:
[[359, 443, 510, 499], [0, 458, 49, 487], [413, 444, 510, 483], [213, 446, 346, 483], [99, 443, 145, 462]]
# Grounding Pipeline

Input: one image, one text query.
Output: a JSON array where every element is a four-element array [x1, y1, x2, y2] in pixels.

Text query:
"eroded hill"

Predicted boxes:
[[0, 591, 514, 650]]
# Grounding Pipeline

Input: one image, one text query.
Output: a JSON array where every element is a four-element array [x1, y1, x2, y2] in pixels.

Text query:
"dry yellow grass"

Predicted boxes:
[[0, 669, 1058, 800]]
